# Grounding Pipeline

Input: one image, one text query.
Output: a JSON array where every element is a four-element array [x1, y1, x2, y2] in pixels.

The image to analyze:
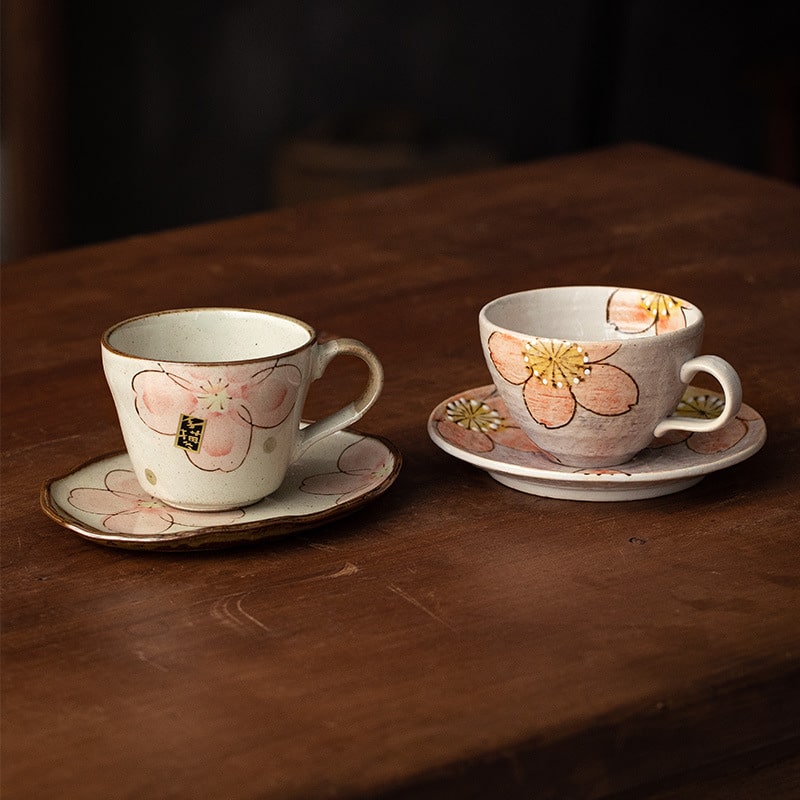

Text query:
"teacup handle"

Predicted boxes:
[[294, 338, 384, 458], [653, 355, 743, 438]]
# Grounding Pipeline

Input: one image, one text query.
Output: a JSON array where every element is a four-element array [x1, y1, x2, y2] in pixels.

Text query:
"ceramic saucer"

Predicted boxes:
[[428, 385, 766, 501], [42, 429, 401, 550]]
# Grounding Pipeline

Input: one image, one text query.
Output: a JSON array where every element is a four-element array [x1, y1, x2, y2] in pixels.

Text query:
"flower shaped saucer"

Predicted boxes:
[[428, 385, 766, 501], [41, 429, 401, 550]]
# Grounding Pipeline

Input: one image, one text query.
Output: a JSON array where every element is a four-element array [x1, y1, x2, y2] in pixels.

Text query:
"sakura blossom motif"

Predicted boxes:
[[427, 384, 766, 501], [300, 436, 394, 504], [488, 332, 639, 429], [133, 361, 302, 472], [606, 288, 689, 335], [650, 390, 755, 454], [434, 387, 544, 454], [68, 468, 245, 534]]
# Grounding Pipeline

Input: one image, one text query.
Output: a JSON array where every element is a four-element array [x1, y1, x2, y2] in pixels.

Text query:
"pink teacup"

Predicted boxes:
[[479, 286, 742, 468]]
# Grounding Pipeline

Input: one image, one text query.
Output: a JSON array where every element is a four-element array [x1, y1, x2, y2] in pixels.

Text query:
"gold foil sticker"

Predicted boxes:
[[174, 414, 206, 453]]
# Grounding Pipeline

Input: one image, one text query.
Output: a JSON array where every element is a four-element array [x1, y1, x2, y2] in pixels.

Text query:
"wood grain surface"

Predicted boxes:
[[2, 144, 798, 799]]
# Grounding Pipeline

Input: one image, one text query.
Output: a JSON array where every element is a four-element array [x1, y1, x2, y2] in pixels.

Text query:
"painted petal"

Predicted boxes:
[[246, 364, 303, 428], [190, 412, 252, 472], [573, 363, 638, 416], [436, 419, 494, 452], [737, 406, 760, 422], [105, 469, 148, 497], [687, 418, 748, 454], [654, 307, 688, 334], [649, 429, 691, 449], [134, 370, 198, 434], [168, 507, 246, 527], [490, 426, 543, 452], [488, 332, 531, 384], [103, 508, 174, 535], [472, 387, 513, 415], [301, 472, 365, 497], [606, 288, 655, 334], [338, 438, 389, 474], [69, 487, 137, 515], [523, 381, 576, 428], [583, 341, 622, 362], [337, 485, 382, 504]]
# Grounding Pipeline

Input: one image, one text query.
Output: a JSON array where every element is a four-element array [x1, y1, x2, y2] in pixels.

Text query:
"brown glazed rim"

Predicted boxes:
[[101, 307, 318, 365]]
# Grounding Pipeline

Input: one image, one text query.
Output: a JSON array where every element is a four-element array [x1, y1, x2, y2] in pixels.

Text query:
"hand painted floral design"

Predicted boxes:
[[300, 437, 394, 504], [68, 469, 245, 534], [434, 387, 543, 454], [133, 362, 302, 472], [651, 391, 754, 454], [607, 288, 689, 335], [488, 332, 639, 429]]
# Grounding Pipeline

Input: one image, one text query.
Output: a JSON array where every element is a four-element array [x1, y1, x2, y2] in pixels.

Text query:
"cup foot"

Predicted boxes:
[[156, 497, 266, 512]]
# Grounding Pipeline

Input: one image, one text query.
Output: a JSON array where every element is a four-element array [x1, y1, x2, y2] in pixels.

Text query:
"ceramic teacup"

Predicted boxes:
[[479, 286, 742, 468], [102, 308, 383, 510]]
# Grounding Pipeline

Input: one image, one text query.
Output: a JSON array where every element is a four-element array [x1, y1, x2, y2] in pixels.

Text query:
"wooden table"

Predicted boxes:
[[2, 144, 798, 799]]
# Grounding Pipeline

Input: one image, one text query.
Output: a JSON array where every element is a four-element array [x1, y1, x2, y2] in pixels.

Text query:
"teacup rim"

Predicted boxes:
[[479, 285, 704, 345], [102, 306, 318, 365]]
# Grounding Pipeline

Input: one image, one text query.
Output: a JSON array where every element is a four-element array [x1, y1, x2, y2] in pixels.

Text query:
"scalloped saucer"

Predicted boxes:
[[41, 429, 401, 550], [428, 385, 766, 501]]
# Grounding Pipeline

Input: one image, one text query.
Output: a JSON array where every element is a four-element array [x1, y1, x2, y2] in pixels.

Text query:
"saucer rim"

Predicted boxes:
[[428, 384, 766, 491], [41, 429, 402, 551]]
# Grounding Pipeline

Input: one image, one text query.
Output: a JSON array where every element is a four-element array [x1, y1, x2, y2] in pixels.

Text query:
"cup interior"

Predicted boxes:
[[104, 308, 314, 363], [481, 285, 701, 341]]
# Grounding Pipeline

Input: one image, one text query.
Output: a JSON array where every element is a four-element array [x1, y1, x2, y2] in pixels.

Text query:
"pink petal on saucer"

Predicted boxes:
[[338, 437, 390, 474], [104, 469, 148, 497], [687, 417, 748, 454], [103, 508, 174, 535], [436, 419, 494, 452], [168, 507, 246, 527], [301, 472, 365, 497], [490, 425, 543, 452], [650, 429, 691, 449], [69, 487, 137, 516]]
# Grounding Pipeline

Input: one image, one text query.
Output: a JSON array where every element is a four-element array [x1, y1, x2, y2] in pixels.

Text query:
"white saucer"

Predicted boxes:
[[42, 429, 401, 550], [428, 385, 766, 501]]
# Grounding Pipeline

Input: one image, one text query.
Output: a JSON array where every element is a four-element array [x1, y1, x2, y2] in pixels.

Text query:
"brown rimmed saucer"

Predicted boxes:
[[41, 429, 401, 551]]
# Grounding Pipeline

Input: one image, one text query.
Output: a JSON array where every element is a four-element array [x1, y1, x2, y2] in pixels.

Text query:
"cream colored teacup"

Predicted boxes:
[[102, 308, 383, 510], [479, 286, 742, 468]]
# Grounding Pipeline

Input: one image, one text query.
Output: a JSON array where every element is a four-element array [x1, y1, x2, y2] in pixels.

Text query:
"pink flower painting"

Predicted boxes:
[[68, 469, 245, 534], [607, 288, 689, 335], [434, 387, 544, 454], [133, 362, 302, 472], [651, 391, 757, 454], [300, 437, 393, 504], [488, 333, 639, 429]]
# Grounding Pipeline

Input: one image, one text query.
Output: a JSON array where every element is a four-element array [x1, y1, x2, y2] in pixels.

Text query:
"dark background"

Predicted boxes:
[[2, 1, 798, 261]]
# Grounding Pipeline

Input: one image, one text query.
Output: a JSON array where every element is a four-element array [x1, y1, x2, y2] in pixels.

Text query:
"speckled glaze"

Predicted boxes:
[[102, 308, 383, 511], [41, 428, 402, 550], [428, 384, 765, 501], [479, 287, 742, 468]]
